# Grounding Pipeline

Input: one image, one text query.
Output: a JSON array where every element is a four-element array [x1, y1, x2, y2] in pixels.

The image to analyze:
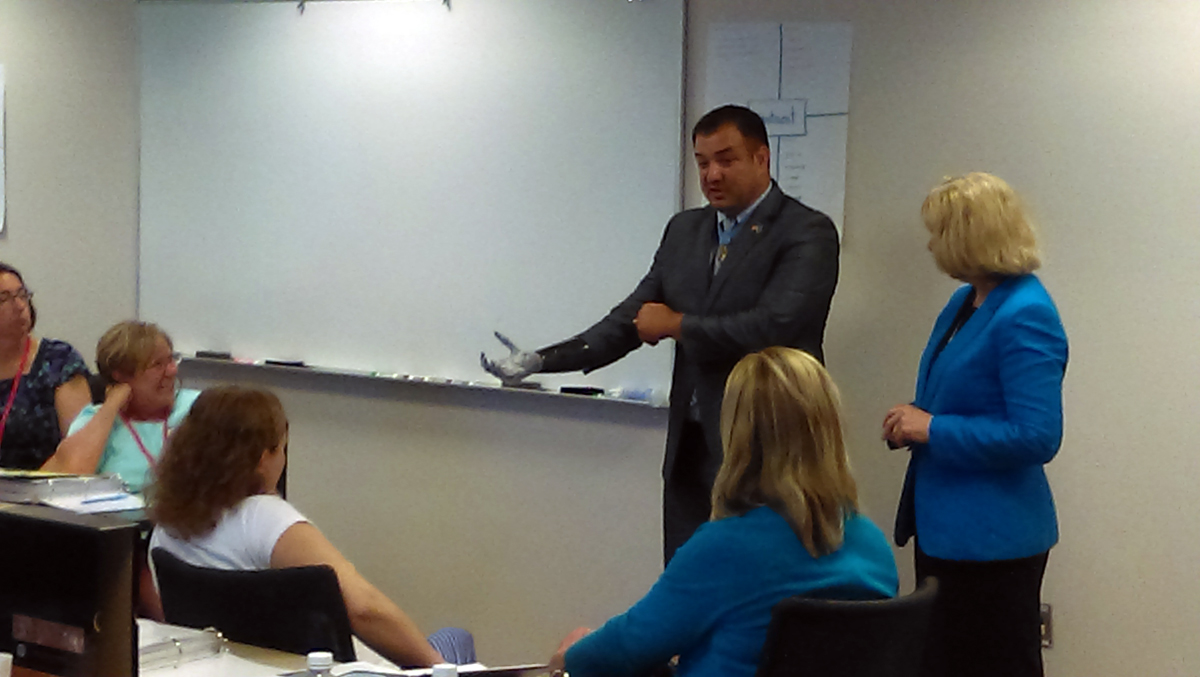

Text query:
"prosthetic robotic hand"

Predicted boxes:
[[480, 332, 544, 385]]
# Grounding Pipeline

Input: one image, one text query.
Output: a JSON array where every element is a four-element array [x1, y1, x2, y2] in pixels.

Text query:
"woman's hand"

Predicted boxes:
[[549, 626, 592, 674], [882, 404, 932, 448], [103, 382, 133, 412], [42, 381, 133, 475]]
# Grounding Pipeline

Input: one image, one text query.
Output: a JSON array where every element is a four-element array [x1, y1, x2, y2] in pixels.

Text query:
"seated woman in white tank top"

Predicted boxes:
[[148, 386, 468, 668]]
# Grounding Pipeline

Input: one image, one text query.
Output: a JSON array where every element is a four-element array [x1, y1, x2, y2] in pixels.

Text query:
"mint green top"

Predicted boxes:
[[67, 388, 201, 493]]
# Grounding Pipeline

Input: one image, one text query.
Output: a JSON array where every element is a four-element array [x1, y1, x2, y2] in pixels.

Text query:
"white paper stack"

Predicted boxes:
[[0, 470, 128, 507]]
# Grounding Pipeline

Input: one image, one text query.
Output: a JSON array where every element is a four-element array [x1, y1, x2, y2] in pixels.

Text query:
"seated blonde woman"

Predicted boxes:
[[42, 321, 199, 493], [550, 347, 899, 677], [148, 386, 473, 668]]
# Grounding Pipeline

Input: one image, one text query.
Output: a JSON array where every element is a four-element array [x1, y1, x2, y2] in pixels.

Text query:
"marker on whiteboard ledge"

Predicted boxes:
[[502, 381, 544, 390], [264, 359, 308, 368], [561, 386, 604, 397], [195, 350, 233, 360]]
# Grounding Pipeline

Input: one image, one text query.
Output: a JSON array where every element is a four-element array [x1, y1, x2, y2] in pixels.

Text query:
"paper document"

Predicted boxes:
[[42, 492, 145, 514]]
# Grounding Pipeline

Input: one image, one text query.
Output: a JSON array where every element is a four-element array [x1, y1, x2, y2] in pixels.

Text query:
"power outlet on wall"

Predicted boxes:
[[1040, 603, 1053, 649]]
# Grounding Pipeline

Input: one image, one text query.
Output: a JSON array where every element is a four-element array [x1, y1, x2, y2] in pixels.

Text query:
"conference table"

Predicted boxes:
[[140, 641, 549, 677], [140, 640, 307, 677]]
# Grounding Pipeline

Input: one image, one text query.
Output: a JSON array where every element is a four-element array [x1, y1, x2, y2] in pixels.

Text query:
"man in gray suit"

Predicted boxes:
[[483, 105, 839, 563]]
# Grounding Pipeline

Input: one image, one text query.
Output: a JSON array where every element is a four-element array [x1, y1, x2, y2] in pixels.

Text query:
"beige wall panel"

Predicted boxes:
[[0, 0, 138, 362]]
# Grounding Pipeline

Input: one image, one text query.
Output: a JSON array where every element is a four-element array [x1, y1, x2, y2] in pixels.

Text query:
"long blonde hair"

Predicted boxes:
[[711, 347, 859, 557]]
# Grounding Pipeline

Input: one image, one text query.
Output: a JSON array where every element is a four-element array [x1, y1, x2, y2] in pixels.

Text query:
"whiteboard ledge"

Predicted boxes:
[[179, 357, 669, 411]]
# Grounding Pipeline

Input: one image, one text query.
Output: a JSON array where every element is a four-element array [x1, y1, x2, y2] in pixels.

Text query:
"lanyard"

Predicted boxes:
[[0, 336, 34, 450], [121, 415, 169, 470]]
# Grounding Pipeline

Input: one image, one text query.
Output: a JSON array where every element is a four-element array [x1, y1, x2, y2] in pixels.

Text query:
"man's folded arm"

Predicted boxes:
[[679, 224, 838, 363]]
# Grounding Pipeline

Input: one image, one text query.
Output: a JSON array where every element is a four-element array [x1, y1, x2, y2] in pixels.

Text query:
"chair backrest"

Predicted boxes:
[[755, 576, 939, 677], [86, 373, 108, 405], [151, 547, 356, 662]]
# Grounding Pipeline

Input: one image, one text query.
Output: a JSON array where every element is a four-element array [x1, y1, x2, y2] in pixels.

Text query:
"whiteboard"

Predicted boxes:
[[138, 0, 683, 395]]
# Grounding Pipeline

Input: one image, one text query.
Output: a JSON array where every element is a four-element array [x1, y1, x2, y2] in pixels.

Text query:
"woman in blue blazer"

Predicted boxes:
[[882, 173, 1068, 677]]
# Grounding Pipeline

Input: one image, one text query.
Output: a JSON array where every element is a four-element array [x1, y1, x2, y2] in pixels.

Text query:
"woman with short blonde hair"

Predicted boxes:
[[552, 347, 897, 677], [95, 322, 175, 387], [43, 320, 200, 494], [922, 172, 1041, 280], [884, 172, 1068, 677]]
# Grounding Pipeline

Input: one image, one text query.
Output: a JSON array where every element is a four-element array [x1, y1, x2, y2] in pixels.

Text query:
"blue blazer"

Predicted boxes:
[[894, 274, 1068, 561]]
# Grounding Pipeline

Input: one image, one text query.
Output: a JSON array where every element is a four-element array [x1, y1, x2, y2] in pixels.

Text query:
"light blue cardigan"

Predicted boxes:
[[895, 274, 1069, 561]]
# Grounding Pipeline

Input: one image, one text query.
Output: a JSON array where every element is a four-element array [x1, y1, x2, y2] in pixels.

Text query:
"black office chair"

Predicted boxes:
[[86, 372, 108, 405], [755, 576, 939, 677], [151, 548, 356, 661]]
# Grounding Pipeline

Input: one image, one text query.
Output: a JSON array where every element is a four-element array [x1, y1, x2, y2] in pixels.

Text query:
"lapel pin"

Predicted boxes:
[[751, 224, 762, 234]]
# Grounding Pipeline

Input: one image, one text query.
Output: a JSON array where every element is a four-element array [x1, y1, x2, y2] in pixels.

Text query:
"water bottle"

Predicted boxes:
[[306, 651, 334, 677]]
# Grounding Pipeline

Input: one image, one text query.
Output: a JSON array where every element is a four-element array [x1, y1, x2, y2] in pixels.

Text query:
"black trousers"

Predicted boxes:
[[915, 545, 1049, 677], [662, 421, 721, 565]]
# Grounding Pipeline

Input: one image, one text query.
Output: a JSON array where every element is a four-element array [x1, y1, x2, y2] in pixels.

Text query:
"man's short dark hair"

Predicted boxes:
[[692, 105, 769, 150]]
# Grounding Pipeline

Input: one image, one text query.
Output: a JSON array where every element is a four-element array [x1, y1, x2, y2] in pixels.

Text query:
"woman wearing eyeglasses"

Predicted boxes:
[[42, 320, 200, 493], [0, 263, 93, 470]]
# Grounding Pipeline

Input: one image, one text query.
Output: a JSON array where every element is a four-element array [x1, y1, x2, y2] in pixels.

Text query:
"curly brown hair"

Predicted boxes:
[[150, 386, 287, 539]]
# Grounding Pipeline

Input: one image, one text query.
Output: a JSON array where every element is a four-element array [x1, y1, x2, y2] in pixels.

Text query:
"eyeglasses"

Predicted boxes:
[[0, 289, 33, 305], [146, 352, 183, 372]]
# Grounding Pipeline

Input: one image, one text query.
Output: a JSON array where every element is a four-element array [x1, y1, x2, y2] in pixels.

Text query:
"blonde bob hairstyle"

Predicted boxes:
[[922, 172, 1041, 280], [96, 320, 173, 384], [711, 347, 859, 557]]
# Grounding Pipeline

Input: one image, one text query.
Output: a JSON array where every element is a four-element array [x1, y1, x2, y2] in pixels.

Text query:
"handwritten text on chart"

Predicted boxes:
[[748, 98, 807, 137]]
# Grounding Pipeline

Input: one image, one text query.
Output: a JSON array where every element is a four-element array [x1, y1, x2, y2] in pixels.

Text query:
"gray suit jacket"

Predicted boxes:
[[543, 182, 839, 481]]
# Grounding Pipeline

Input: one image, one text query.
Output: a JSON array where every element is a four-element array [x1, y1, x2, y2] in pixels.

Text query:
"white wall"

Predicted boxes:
[[0, 0, 138, 361], [690, 1, 1200, 675]]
